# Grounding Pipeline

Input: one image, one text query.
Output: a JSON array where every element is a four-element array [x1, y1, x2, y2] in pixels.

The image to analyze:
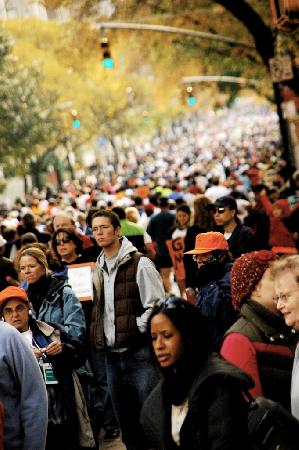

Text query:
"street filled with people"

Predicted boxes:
[[0, 98, 299, 449]]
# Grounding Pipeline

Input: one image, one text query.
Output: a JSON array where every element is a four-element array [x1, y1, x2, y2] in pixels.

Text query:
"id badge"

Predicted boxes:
[[42, 363, 58, 385]]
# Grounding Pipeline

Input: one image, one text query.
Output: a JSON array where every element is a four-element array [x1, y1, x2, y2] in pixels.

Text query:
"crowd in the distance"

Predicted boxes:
[[0, 98, 299, 449]]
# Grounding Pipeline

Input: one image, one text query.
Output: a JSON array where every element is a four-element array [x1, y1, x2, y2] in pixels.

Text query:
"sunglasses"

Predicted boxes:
[[154, 296, 189, 310], [212, 207, 227, 214], [55, 238, 71, 245]]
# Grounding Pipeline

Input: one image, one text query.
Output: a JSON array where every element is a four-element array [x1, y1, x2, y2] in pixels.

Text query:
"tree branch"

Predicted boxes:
[[213, 0, 274, 67]]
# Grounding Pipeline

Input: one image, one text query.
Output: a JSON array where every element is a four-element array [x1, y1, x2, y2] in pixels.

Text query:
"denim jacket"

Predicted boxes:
[[31, 277, 86, 340]]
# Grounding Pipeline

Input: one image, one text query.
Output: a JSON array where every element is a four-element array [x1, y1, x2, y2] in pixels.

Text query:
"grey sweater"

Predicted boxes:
[[0, 322, 48, 450]]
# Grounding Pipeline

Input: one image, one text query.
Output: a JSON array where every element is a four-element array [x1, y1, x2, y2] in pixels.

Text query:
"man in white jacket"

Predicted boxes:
[[90, 209, 165, 450]]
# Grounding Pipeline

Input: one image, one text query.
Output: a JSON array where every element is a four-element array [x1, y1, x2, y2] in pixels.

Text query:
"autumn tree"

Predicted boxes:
[[0, 28, 64, 189]]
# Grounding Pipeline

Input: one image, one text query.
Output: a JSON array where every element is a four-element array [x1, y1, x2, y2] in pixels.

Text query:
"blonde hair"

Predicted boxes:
[[125, 207, 140, 224], [269, 255, 299, 283], [15, 246, 52, 277]]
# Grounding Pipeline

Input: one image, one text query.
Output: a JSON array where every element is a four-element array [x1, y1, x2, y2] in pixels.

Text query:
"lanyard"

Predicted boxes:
[[32, 336, 48, 363], [32, 336, 58, 385]]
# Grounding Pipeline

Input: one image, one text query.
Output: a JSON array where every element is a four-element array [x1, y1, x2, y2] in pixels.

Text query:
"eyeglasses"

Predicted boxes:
[[3, 304, 27, 316], [274, 289, 299, 305], [55, 238, 71, 245], [192, 254, 201, 261], [92, 225, 112, 233], [192, 254, 211, 262]]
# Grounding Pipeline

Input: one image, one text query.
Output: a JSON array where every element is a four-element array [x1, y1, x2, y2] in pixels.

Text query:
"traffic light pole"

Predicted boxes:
[[97, 21, 292, 171], [96, 22, 255, 49], [182, 75, 260, 87]]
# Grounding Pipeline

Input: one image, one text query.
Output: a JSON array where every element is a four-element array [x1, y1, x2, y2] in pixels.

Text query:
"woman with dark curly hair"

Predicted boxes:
[[52, 227, 88, 265], [141, 296, 252, 450], [51, 227, 95, 339]]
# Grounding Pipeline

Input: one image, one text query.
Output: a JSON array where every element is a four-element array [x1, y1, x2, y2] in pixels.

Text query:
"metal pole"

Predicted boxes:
[[182, 75, 260, 87], [96, 21, 256, 49]]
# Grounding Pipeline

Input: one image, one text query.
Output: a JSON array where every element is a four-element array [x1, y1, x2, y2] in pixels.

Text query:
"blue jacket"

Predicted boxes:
[[195, 261, 236, 350], [29, 277, 86, 340]]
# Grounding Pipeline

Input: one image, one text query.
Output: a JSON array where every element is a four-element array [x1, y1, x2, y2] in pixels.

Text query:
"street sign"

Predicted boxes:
[[269, 56, 293, 82]]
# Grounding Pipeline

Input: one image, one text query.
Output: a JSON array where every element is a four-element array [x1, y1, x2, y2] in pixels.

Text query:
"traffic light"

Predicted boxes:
[[186, 86, 197, 106], [71, 109, 81, 129], [101, 37, 114, 69]]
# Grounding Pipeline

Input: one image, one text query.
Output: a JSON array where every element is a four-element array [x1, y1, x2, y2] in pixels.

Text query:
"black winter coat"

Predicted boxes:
[[140, 353, 253, 450], [226, 223, 257, 259], [195, 260, 236, 350]]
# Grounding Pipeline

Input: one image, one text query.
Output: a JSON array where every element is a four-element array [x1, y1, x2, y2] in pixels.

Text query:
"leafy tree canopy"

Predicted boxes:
[[2, 0, 297, 180]]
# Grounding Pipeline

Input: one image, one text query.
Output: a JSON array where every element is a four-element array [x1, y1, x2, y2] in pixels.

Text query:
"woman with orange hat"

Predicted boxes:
[[184, 231, 236, 350]]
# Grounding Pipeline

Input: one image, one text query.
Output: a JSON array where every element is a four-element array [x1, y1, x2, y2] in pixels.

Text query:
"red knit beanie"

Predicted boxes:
[[231, 250, 277, 310]]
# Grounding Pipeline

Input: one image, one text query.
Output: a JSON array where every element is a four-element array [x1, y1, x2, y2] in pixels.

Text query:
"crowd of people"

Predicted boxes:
[[0, 98, 299, 449]]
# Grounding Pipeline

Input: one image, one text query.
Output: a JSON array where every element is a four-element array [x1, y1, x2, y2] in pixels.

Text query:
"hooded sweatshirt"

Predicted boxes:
[[94, 236, 164, 349]]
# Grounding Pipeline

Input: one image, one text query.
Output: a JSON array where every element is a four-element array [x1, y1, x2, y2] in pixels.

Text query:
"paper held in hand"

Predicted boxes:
[[67, 262, 94, 301]]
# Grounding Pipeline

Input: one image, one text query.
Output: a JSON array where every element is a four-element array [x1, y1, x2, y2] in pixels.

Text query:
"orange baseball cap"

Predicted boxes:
[[184, 231, 228, 255], [0, 286, 29, 305]]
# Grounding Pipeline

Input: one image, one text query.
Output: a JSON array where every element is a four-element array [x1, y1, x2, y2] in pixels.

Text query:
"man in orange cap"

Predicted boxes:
[[0, 286, 93, 450], [0, 286, 48, 450], [0, 287, 31, 333], [185, 231, 236, 349]]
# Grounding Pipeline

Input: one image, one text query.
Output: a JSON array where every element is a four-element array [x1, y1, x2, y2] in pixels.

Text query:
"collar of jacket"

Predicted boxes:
[[97, 236, 137, 270], [241, 299, 298, 342], [188, 353, 254, 399], [29, 316, 56, 337]]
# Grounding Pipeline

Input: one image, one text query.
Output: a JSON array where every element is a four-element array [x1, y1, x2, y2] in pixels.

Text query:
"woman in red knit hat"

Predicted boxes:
[[220, 250, 298, 410]]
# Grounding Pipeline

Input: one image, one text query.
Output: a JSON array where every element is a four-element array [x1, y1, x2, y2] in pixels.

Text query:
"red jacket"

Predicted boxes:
[[259, 195, 295, 248]]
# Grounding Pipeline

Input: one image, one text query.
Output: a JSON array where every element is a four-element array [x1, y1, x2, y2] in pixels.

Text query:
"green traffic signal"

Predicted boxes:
[[72, 119, 81, 128], [187, 96, 197, 106], [103, 58, 114, 69]]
